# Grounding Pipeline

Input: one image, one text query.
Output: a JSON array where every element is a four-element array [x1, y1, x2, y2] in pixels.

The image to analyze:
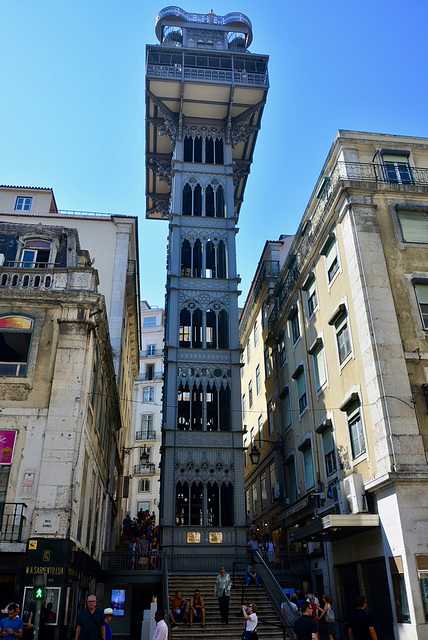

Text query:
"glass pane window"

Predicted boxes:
[[347, 402, 366, 458], [286, 459, 297, 503], [382, 153, 413, 185], [143, 317, 156, 327], [267, 400, 274, 436], [306, 278, 318, 317], [143, 386, 154, 402], [252, 482, 258, 514], [246, 337, 251, 363], [323, 236, 339, 283], [15, 196, 32, 211], [282, 389, 292, 430], [302, 445, 315, 490], [257, 414, 263, 444], [248, 380, 253, 408], [415, 284, 428, 329], [260, 473, 267, 510], [278, 330, 286, 366], [291, 311, 300, 344], [264, 347, 271, 378], [322, 427, 337, 476], [242, 394, 246, 420], [253, 320, 258, 347], [336, 315, 352, 364], [255, 365, 261, 395], [140, 414, 154, 439], [398, 211, 428, 243], [313, 343, 327, 390], [295, 369, 307, 413]]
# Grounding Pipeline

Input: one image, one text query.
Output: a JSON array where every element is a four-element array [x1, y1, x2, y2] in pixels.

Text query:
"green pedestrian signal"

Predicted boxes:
[[33, 573, 46, 601]]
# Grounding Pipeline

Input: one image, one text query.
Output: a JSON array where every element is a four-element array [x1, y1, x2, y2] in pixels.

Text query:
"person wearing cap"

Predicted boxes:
[[103, 609, 113, 640], [0, 603, 24, 639], [152, 609, 168, 640], [75, 596, 105, 640]]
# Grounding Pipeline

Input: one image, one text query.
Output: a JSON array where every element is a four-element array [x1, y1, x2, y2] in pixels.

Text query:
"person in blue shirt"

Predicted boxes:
[[103, 608, 113, 640], [0, 603, 24, 640]]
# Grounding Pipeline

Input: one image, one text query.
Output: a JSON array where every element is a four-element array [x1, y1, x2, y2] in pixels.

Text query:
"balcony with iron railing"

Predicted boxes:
[[0, 503, 26, 543], [140, 349, 164, 359], [133, 463, 156, 475], [138, 372, 163, 382], [147, 63, 268, 87], [268, 160, 428, 332], [240, 260, 280, 337], [135, 430, 157, 441]]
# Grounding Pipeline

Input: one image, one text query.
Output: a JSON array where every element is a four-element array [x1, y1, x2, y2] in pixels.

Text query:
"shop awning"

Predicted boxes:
[[289, 513, 379, 543]]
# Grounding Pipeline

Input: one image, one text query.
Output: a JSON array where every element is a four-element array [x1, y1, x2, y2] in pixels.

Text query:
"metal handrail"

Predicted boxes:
[[4, 261, 56, 269], [133, 463, 157, 475], [135, 430, 157, 441], [254, 551, 296, 639]]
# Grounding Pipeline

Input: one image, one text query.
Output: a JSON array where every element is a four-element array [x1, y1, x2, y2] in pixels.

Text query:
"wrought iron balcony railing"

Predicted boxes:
[[133, 463, 156, 475], [135, 430, 157, 441], [138, 372, 163, 382], [0, 503, 26, 543], [140, 349, 164, 359], [240, 260, 280, 337], [268, 160, 428, 333]]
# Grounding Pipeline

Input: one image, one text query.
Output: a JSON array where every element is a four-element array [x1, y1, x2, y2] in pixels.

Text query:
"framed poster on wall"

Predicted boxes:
[[22, 587, 61, 625]]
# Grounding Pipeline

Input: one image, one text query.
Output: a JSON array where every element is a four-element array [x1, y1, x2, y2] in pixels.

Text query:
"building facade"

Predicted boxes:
[[128, 303, 164, 517], [0, 186, 140, 637], [264, 131, 428, 639], [239, 237, 292, 547], [145, 6, 269, 557]]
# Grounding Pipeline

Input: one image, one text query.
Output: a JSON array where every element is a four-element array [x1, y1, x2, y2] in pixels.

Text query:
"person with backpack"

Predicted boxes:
[[318, 594, 335, 640]]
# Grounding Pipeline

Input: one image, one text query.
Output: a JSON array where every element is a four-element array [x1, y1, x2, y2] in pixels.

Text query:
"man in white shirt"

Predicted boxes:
[[152, 610, 168, 640]]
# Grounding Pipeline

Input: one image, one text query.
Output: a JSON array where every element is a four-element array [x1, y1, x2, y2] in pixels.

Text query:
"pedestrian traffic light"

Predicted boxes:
[[33, 573, 46, 601]]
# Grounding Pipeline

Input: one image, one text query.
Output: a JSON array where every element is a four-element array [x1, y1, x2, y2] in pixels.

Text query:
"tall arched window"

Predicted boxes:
[[181, 240, 191, 276], [175, 481, 233, 526], [206, 185, 215, 217], [177, 382, 231, 432], [183, 135, 224, 165], [182, 184, 192, 215], [216, 186, 225, 217], [193, 239, 202, 277], [180, 239, 227, 279], [138, 479, 150, 492], [217, 241, 226, 278]]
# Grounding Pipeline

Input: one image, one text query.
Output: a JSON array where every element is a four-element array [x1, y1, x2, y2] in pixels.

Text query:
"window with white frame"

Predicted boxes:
[[240, 352, 245, 378], [143, 386, 154, 402], [255, 364, 261, 395], [278, 329, 286, 366], [317, 420, 337, 477], [381, 150, 413, 184], [242, 394, 246, 420], [397, 209, 428, 243], [262, 301, 268, 329], [147, 344, 156, 356], [138, 479, 151, 492], [289, 308, 300, 345], [140, 414, 154, 439], [248, 379, 253, 408], [250, 426, 255, 447], [328, 304, 352, 365], [245, 489, 250, 516], [267, 399, 274, 436], [299, 440, 315, 491], [321, 235, 339, 284], [304, 274, 318, 318], [243, 436, 248, 467], [346, 398, 366, 459], [414, 283, 428, 329], [260, 472, 267, 510], [143, 316, 156, 327], [14, 196, 33, 211], [293, 366, 307, 414], [257, 414, 263, 445], [253, 319, 259, 347], [246, 337, 251, 363], [264, 347, 271, 378], [308, 337, 327, 391], [20, 239, 51, 268]]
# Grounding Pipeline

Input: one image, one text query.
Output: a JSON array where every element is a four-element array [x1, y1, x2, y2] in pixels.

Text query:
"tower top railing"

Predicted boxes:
[[156, 6, 252, 33]]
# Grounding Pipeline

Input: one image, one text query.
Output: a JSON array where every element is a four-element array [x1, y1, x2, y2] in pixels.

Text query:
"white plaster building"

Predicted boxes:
[[128, 302, 164, 517]]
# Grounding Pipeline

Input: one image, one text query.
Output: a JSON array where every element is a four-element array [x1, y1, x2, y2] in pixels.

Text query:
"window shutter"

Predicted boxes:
[[398, 211, 428, 243]]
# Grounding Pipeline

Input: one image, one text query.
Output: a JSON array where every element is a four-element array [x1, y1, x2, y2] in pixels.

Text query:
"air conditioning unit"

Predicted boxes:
[[0, 254, 4, 266], [340, 473, 367, 514], [273, 483, 280, 499]]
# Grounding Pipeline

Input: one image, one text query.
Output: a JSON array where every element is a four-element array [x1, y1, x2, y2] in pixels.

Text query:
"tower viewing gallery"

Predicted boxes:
[[145, 6, 269, 558]]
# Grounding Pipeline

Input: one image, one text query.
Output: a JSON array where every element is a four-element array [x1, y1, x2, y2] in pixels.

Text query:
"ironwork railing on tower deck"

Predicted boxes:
[[0, 503, 26, 542], [147, 64, 268, 87], [268, 160, 428, 332]]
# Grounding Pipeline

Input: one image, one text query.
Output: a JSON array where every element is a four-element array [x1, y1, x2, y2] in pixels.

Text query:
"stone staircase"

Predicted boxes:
[[167, 573, 286, 639]]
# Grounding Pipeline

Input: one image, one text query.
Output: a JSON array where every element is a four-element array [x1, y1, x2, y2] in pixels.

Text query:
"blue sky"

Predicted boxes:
[[1, 0, 428, 307]]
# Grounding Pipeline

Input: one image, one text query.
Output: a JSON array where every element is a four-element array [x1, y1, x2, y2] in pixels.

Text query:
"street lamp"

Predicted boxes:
[[123, 445, 150, 465], [249, 438, 284, 465]]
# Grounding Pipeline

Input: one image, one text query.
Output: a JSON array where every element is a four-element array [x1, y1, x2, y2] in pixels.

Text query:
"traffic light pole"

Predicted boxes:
[[33, 572, 47, 640], [33, 600, 42, 640]]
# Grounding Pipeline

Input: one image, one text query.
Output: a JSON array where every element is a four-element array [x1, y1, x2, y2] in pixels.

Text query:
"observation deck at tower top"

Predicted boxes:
[[145, 6, 269, 220]]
